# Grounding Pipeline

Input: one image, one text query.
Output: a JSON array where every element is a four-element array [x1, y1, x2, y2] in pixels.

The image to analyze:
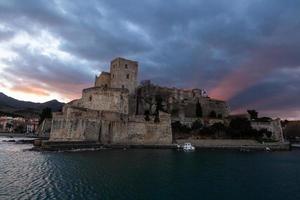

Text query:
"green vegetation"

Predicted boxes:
[[247, 110, 258, 120], [191, 120, 203, 130], [144, 110, 150, 121], [173, 117, 272, 141], [14, 124, 25, 133], [209, 111, 217, 118], [196, 101, 203, 118], [39, 107, 52, 124], [171, 121, 191, 134]]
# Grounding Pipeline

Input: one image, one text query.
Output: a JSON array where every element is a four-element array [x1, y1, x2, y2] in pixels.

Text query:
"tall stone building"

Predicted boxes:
[[49, 57, 230, 144], [95, 57, 138, 94], [50, 57, 172, 144]]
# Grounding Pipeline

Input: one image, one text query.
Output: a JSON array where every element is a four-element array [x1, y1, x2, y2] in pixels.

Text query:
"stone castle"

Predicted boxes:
[[50, 57, 229, 144]]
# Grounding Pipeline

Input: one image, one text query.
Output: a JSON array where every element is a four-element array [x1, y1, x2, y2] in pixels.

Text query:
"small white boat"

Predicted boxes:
[[182, 143, 195, 151], [265, 147, 271, 151]]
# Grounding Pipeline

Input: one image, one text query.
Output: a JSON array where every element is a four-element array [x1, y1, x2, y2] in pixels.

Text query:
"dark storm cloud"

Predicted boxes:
[[3, 45, 91, 84], [0, 0, 300, 118], [230, 68, 300, 110], [1, 44, 95, 99]]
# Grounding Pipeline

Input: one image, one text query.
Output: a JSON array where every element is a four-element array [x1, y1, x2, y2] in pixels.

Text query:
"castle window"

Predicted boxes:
[[125, 64, 128, 69], [122, 85, 125, 89], [89, 96, 92, 101], [126, 74, 129, 79], [112, 74, 115, 78]]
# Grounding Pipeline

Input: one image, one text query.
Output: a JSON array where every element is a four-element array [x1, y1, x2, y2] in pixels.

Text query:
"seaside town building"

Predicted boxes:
[[0, 116, 14, 132], [0, 116, 39, 133], [26, 118, 39, 134]]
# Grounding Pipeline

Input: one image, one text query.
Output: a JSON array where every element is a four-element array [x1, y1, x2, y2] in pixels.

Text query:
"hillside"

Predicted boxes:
[[0, 92, 65, 118]]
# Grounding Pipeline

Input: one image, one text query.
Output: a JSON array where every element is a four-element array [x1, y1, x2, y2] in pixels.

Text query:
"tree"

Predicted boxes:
[[144, 110, 150, 121], [191, 120, 203, 130], [6, 123, 13, 131], [155, 94, 164, 113], [211, 123, 227, 138], [247, 110, 258, 120], [256, 117, 272, 122], [260, 128, 272, 138], [171, 121, 191, 134], [39, 107, 52, 124], [265, 130, 272, 138], [209, 111, 217, 118], [154, 115, 160, 123], [14, 124, 25, 133], [196, 101, 203, 118], [154, 94, 164, 123], [229, 118, 253, 138], [281, 119, 289, 128]]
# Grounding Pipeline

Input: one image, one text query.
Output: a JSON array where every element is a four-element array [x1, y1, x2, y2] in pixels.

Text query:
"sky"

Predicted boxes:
[[0, 0, 300, 119]]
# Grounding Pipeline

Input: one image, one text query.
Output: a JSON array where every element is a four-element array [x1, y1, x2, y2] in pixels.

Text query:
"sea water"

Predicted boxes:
[[1, 136, 300, 200]]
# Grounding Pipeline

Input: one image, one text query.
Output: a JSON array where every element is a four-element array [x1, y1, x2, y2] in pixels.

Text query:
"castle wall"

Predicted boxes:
[[251, 119, 284, 142], [50, 108, 102, 141], [110, 57, 138, 94], [199, 98, 229, 118], [95, 72, 111, 87], [136, 83, 229, 120], [36, 118, 52, 138], [126, 112, 172, 145], [81, 87, 129, 114], [50, 107, 172, 145]]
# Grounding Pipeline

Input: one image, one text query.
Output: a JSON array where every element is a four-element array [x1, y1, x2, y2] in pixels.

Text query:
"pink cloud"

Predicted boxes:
[[10, 85, 50, 96]]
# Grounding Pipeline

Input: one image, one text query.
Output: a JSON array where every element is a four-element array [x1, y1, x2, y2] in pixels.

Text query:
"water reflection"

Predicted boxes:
[[1, 136, 300, 200]]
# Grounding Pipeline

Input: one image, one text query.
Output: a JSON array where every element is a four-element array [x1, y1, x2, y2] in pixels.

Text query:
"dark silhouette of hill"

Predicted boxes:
[[0, 92, 64, 117]]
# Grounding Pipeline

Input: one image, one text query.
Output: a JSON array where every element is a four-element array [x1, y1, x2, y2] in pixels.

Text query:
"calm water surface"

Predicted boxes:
[[0, 136, 300, 200]]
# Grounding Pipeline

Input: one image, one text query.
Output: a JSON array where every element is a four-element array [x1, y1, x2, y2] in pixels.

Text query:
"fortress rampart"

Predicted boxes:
[[50, 57, 229, 145]]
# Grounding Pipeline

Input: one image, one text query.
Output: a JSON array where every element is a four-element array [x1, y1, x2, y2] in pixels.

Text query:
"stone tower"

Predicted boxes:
[[110, 57, 138, 94]]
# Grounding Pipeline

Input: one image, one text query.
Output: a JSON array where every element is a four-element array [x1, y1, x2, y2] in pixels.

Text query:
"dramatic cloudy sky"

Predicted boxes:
[[0, 0, 300, 119]]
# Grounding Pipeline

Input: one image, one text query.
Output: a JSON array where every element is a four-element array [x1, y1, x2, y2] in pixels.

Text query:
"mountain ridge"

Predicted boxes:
[[0, 92, 65, 118]]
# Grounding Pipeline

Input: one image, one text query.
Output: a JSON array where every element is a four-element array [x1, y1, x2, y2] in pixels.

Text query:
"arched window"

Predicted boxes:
[[125, 64, 128, 69], [126, 74, 129, 79], [89, 96, 92, 101]]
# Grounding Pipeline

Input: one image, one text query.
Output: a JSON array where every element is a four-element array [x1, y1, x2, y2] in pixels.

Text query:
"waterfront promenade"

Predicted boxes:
[[0, 132, 289, 151], [177, 139, 290, 150], [34, 139, 290, 151], [0, 132, 37, 138]]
